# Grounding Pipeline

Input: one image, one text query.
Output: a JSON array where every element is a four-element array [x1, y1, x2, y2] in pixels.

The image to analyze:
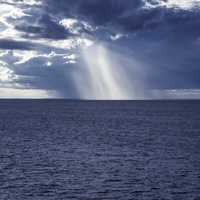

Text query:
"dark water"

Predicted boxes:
[[0, 100, 200, 200]]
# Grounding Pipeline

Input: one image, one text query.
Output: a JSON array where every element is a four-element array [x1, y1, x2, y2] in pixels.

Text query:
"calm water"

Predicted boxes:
[[0, 100, 200, 200]]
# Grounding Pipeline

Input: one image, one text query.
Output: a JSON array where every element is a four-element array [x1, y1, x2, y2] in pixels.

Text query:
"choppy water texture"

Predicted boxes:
[[0, 100, 200, 200]]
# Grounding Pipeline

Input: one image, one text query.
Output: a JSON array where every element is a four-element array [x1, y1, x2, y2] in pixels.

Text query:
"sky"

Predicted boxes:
[[0, 0, 200, 99]]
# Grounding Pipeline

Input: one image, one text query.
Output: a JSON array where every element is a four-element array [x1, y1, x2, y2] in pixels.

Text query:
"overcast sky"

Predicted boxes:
[[0, 0, 200, 99]]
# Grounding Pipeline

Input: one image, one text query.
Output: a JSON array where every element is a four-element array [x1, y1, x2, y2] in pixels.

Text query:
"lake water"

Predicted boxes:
[[0, 100, 200, 200]]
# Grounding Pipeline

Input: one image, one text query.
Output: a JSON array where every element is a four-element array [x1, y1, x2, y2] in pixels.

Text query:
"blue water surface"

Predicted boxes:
[[0, 100, 200, 200]]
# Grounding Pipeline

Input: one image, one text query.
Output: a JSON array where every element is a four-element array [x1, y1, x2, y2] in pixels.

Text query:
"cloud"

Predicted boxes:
[[15, 14, 72, 40], [0, 39, 35, 50], [150, 89, 200, 99], [0, 0, 200, 99], [0, 60, 17, 82], [43, 0, 200, 33], [0, 88, 58, 98]]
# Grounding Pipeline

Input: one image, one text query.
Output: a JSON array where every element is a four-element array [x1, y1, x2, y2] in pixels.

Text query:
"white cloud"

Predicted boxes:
[[0, 61, 17, 82], [0, 50, 9, 57], [45, 61, 52, 67], [110, 34, 125, 41], [144, 0, 200, 10], [64, 54, 77, 64], [1, 0, 42, 6], [151, 89, 200, 99], [59, 18, 80, 34], [13, 50, 38, 65], [59, 18, 94, 34], [0, 88, 58, 98], [21, 0, 42, 6], [0, 2, 31, 40], [166, 0, 200, 9]]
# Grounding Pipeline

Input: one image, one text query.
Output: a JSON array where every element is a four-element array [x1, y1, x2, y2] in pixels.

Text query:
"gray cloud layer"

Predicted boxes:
[[0, 0, 200, 98]]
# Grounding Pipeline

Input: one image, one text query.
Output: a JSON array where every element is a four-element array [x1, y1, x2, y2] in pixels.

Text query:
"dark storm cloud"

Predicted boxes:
[[43, 0, 145, 28], [1, 0, 200, 98], [0, 39, 34, 50], [41, 0, 184, 32], [113, 27, 200, 90], [0, 39, 61, 51], [14, 0, 200, 45], [13, 57, 81, 98], [12, 0, 200, 42], [15, 14, 72, 40]]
